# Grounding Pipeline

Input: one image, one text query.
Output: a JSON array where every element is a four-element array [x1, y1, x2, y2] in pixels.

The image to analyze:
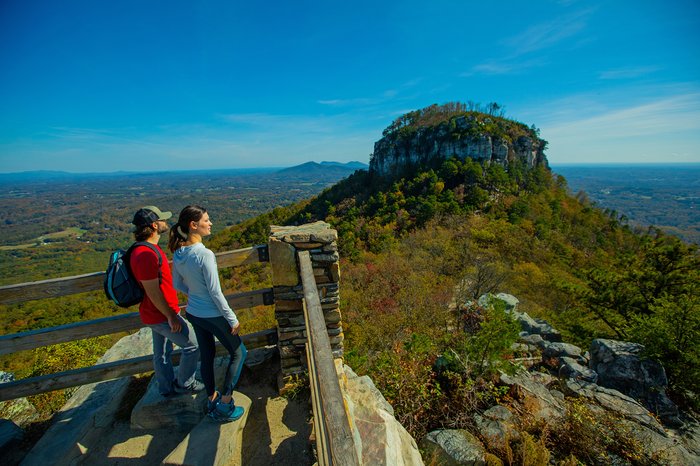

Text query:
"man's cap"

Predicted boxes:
[[132, 205, 172, 227]]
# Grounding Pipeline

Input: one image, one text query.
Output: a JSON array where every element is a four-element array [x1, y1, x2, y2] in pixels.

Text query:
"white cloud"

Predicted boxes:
[[463, 58, 546, 77], [539, 91, 700, 163], [545, 93, 700, 140], [503, 9, 593, 55], [463, 9, 591, 77], [317, 97, 377, 107], [599, 66, 661, 80], [317, 79, 423, 108]]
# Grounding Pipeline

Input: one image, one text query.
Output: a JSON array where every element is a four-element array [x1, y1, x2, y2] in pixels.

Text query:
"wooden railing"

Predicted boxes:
[[0, 245, 269, 305], [0, 245, 275, 402], [299, 251, 359, 466], [0, 240, 360, 465]]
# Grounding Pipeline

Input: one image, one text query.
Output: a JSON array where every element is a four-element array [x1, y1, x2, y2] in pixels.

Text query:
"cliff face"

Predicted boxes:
[[369, 110, 549, 177]]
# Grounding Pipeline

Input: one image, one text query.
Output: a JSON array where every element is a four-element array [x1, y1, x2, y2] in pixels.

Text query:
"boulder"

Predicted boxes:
[[0, 372, 38, 427], [130, 379, 207, 430], [494, 293, 519, 312], [511, 312, 562, 342], [0, 396, 37, 427], [678, 414, 700, 457], [421, 429, 486, 466], [499, 372, 564, 420], [342, 365, 423, 465], [518, 333, 544, 347], [162, 391, 252, 466], [542, 341, 583, 360], [243, 345, 277, 368], [564, 380, 666, 434], [131, 347, 254, 431], [620, 419, 699, 465], [473, 405, 519, 449], [589, 339, 680, 425], [558, 357, 598, 383]]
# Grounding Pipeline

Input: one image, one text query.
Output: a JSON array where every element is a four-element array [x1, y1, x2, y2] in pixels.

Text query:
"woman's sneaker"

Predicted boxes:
[[210, 400, 244, 422]]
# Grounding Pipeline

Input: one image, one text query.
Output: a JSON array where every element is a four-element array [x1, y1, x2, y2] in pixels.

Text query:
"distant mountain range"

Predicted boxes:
[[0, 162, 369, 184], [275, 161, 368, 176]]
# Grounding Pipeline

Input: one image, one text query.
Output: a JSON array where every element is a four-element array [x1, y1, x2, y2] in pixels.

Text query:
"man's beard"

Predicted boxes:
[[157, 223, 169, 234]]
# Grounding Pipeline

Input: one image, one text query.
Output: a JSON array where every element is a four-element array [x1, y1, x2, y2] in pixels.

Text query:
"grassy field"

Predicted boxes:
[[0, 227, 87, 251]]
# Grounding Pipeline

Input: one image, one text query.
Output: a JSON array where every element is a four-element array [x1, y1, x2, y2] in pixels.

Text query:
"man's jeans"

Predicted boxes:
[[148, 315, 199, 395]]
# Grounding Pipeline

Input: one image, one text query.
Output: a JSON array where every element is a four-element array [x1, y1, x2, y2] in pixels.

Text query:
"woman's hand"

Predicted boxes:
[[230, 321, 240, 335]]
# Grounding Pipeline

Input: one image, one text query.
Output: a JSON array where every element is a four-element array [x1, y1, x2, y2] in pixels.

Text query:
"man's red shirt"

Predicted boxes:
[[129, 243, 180, 324]]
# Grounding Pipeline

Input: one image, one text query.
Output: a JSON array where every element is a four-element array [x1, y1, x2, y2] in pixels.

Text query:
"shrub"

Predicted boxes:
[[548, 398, 648, 465]]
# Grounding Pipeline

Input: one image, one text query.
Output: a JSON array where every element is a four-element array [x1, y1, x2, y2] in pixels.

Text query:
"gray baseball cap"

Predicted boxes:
[[132, 205, 172, 227]]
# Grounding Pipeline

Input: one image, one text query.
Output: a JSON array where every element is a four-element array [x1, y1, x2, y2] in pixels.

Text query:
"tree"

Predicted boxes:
[[580, 231, 700, 405]]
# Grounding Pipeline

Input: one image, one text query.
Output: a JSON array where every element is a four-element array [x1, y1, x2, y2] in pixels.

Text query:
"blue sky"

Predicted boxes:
[[1, 0, 699, 173]]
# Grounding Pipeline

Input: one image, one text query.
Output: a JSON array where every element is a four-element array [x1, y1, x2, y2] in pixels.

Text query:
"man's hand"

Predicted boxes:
[[141, 278, 181, 332], [230, 321, 240, 335], [167, 315, 182, 333]]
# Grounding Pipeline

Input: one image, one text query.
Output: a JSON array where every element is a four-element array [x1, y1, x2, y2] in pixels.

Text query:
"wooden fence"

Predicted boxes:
[[0, 239, 359, 465], [0, 245, 274, 401]]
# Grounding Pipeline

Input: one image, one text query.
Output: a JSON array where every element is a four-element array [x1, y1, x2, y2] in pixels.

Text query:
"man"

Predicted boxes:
[[130, 205, 203, 396]]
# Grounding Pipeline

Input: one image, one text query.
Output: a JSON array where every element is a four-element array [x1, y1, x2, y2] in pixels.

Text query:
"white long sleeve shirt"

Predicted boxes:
[[172, 242, 238, 328]]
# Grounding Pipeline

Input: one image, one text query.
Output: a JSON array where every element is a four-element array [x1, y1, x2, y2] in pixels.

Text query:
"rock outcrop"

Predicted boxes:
[[341, 364, 424, 465], [590, 338, 680, 425], [454, 293, 700, 465], [369, 107, 548, 177], [421, 429, 487, 466]]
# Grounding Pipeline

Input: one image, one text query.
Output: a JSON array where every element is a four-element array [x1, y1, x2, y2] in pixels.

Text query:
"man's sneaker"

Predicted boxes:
[[206, 390, 221, 414], [174, 379, 205, 394], [209, 400, 244, 422]]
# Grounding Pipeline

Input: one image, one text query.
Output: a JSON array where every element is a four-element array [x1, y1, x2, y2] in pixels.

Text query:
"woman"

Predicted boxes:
[[169, 205, 247, 422]]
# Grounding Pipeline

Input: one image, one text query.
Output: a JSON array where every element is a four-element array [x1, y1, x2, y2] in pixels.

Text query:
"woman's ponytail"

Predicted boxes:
[[168, 221, 188, 252], [168, 205, 207, 252]]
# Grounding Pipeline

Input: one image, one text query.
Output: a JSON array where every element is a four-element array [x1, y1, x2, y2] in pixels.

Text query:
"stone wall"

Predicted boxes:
[[269, 222, 344, 381]]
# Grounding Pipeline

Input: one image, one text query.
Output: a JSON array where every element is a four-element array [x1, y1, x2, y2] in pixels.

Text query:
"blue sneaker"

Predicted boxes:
[[210, 400, 245, 422]]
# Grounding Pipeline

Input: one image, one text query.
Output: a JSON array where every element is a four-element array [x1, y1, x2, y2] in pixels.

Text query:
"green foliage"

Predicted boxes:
[[445, 299, 520, 378], [27, 337, 113, 416], [518, 432, 551, 466], [628, 294, 700, 401], [380, 102, 539, 144], [281, 374, 310, 401], [577, 232, 700, 406]]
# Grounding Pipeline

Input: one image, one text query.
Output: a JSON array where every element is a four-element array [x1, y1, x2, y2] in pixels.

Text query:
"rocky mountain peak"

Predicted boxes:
[[369, 103, 549, 177]]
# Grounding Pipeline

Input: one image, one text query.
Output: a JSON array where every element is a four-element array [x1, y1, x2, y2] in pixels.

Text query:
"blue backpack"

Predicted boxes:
[[104, 242, 161, 307]]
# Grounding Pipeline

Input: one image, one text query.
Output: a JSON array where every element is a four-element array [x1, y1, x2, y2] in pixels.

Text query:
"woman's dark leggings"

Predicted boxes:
[[185, 313, 247, 398]]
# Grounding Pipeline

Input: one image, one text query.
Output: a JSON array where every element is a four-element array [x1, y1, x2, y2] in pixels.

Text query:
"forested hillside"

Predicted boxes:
[[209, 104, 699, 463]]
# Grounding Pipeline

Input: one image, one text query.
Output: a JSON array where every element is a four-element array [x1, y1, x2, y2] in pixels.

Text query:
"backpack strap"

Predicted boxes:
[[127, 241, 163, 284]]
